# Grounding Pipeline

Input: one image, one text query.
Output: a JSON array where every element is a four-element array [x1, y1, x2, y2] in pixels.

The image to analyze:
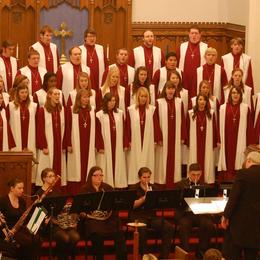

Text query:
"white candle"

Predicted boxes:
[[16, 43, 19, 60], [106, 44, 109, 60]]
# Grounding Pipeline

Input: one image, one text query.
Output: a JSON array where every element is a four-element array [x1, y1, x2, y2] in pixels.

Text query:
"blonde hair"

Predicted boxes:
[[76, 71, 92, 95], [135, 87, 150, 109], [102, 66, 120, 95], [44, 87, 62, 113], [204, 47, 217, 57]]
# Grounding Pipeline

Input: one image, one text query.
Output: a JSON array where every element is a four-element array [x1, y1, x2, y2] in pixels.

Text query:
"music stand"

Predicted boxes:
[[182, 184, 218, 198], [99, 190, 136, 211], [38, 195, 70, 260], [143, 189, 182, 210], [70, 192, 103, 213]]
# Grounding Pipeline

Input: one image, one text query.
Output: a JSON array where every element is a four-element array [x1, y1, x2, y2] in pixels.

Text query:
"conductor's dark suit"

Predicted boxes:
[[223, 164, 260, 259]]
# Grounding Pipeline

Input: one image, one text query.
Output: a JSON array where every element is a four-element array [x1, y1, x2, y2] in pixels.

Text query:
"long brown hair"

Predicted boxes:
[[169, 70, 184, 92], [73, 89, 92, 114], [132, 66, 150, 96], [44, 87, 62, 113], [9, 75, 28, 101], [160, 80, 177, 99], [227, 68, 244, 90], [102, 92, 118, 114], [85, 166, 104, 192], [198, 80, 213, 99], [13, 82, 30, 108], [192, 94, 212, 120]]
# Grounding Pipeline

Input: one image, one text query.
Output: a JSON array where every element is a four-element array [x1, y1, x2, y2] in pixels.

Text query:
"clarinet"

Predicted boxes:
[[4, 175, 61, 242]]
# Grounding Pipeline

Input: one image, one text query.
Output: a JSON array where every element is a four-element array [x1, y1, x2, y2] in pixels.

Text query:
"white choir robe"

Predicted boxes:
[[178, 41, 208, 71], [197, 64, 222, 101], [96, 109, 127, 188], [68, 89, 96, 108], [128, 84, 156, 106], [2, 92, 10, 107], [19, 66, 47, 95], [155, 98, 183, 184], [0, 56, 17, 92], [0, 109, 12, 151], [188, 109, 216, 184], [127, 104, 156, 185], [31, 42, 59, 73], [61, 62, 90, 102], [67, 106, 96, 182], [108, 63, 135, 86], [133, 46, 162, 76], [8, 101, 37, 182], [34, 89, 63, 107], [218, 103, 248, 171], [79, 44, 105, 88], [36, 107, 67, 186], [221, 53, 252, 85]]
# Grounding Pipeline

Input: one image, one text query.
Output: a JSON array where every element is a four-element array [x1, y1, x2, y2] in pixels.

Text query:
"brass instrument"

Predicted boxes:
[[4, 175, 61, 242], [87, 190, 112, 221], [56, 202, 79, 229]]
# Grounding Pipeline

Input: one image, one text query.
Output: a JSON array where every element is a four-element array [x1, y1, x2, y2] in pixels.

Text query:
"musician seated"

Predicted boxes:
[[79, 166, 127, 260], [175, 163, 215, 257], [0, 178, 37, 260], [36, 168, 80, 260], [129, 167, 174, 259]]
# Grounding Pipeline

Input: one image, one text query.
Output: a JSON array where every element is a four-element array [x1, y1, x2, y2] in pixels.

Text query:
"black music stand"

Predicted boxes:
[[70, 192, 103, 213], [38, 195, 70, 260], [143, 189, 182, 210]]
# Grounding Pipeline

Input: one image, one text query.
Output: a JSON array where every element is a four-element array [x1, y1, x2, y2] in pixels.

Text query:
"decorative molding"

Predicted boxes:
[[48, 0, 80, 8]]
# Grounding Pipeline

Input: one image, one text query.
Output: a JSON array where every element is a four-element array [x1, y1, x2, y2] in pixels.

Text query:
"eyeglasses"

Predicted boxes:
[[46, 175, 56, 178]]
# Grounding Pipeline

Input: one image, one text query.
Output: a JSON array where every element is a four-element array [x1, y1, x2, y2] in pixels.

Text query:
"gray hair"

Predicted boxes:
[[246, 151, 260, 164]]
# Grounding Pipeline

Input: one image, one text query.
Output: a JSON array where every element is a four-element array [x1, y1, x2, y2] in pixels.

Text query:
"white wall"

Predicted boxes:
[[132, 0, 247, 25]]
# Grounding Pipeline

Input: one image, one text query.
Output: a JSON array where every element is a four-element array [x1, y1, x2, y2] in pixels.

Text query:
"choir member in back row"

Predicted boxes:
[[152, 51, 183, 97], [96, 92, 127, 188], [17, 49, 47, 95], [6, 81, 37, 182], [155, 80, 186, 187], [221, 37, 254, 92], [254, 92, 260, 144], [102, 48, 135, 88], [177, 25, 208, 99], [79, 28, 108, 91], [218, 86, 254, 182], [66, 89, 102, 194], [0, 92, 15, 151], [56, 46, 90, 102], [31, 25, 60, 73], [126, 87, 162, 185], [33, 72, 64, 107], [67, 71, 97, 109], [187, 94, 219, 184], [196, 47, 228, 102], [100, 66, 126, 114], [128, 30, 165, 81], [36, 87, 66, 186], [0, 40, 17, 92]]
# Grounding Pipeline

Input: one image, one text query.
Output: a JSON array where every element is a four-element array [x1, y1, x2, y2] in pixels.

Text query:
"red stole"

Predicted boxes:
[[108, 111, 117, 177], [72, 63, 82, 89], [139, 105, 146, 148], [142, 45, 154, 81], [0, 55, 12, 92], [28, 65, 42, 94], [117, 63, 129, 88], [20, 102, 29, 149], [40, 41, 54, 72]]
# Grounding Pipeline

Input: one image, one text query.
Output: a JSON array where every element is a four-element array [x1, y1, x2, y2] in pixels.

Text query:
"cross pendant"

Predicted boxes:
[[35, 80, 38, 85], [200, 126, 204, 131], [83, 122, 87, 128], [8, 72, 11, 77], [148, 59, 152, 64], [48, 57, 51, 61], [191, 54, 195, 59], [233, 117, 236, 123], [90, 58, 93, 63], [141, 120, 144, 125], [170, 115, 174, 119], [112, 125, 116, 131], [22, 115, 26, 121]]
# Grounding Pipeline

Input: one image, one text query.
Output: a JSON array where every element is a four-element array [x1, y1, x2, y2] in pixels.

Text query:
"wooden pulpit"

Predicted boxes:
[[0, 152, 33, 201]]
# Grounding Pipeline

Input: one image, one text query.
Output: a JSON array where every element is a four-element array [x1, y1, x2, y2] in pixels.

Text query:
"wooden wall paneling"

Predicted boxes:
[[0, 152, 33, 204]]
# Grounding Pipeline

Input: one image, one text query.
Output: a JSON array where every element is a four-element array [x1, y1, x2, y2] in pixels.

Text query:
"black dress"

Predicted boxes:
[[0, 195, 36, 260]]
